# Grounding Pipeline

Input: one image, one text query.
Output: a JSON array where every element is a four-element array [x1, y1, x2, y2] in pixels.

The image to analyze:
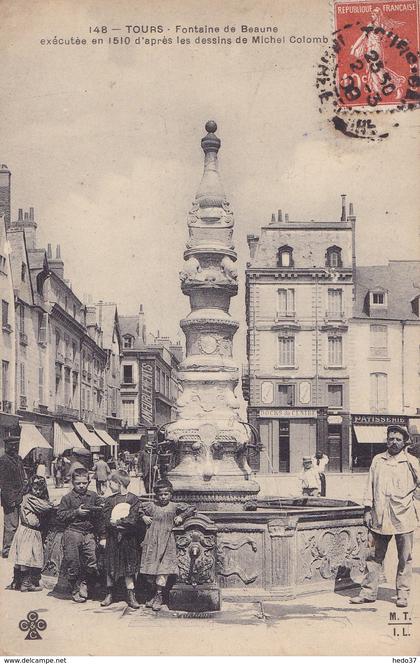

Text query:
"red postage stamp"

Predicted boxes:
[[333, 0, 420, 108]]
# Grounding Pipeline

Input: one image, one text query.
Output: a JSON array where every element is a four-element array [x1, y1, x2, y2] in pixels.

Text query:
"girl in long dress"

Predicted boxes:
[[8, 475, 55, 592], [140, 479, 195, 611], [100, 470, 143, 609]]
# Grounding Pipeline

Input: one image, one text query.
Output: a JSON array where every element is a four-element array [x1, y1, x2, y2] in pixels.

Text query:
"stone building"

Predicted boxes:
[[244, 197, 355, 475], [0, 213, 18, 450], [119, 307, 182, 453], [349, 260, 420, 468]]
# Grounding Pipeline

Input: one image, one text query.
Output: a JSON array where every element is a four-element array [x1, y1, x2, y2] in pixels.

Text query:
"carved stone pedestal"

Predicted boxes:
[[168, 514, 221, 612]]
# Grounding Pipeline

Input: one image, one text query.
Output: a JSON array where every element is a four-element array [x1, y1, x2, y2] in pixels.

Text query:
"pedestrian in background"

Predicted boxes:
[[299, 457, 321, 497], [351, 425, 420, 608], [311, 451, 329, 497], [0, 436, 26, 558], [92, 454, 110, 496]]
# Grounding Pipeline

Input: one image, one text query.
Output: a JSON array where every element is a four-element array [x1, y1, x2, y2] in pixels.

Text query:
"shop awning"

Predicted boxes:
[[54, 422, 80, 456], [94, 426, 117, 447], [353, 425, 387, 444], [73, 422, 105, 449], [20, 423, 51, 458], [119, 434, 142, 441]]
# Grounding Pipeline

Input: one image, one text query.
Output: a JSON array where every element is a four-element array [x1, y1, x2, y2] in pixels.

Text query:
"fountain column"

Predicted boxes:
[[166, 121, 259, 511]]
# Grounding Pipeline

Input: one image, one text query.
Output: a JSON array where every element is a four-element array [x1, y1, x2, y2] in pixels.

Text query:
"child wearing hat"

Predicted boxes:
[[100, 470, 143, 609], [299, 457, 321, 496], [140, 479, 195, 611]]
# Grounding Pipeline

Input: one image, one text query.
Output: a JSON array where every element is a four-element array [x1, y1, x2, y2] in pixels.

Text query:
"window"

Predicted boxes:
[[326, 246, 342, 268], [370, 325, 388, 358], [328, 337, 343, 366], [277, 289, 295, 317], [156, 368, 161, 392], [278, 384, 295, 406], [55, 330, 60, 348], [166, 374, 170, 397], [278, 336, 295, 366], [370, 372, 387, 413], [21, 262, 26, 281], [328, 384, 343, 408], [19, 306, 25, 333], [39, 367, 44, 404], [123, 364, 133, 384], [369, 291, 387, 307], [123, 335, 134, 349], [73, 304, 77, 318], [122, 399, 136, 427], [64, 367, 71, 403], [277, 245, 294, 268], [327, 289, 343, 317], [20, 363, 26, 396], [38, 312, 47, 344], [2, 360, 9, 401], [72, 341, 77, 360], [0, 254, 6, 273], [2, 300, 8, 326]]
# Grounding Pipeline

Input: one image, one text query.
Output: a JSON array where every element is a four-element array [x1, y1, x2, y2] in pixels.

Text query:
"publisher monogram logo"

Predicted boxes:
[[19, 611, 47, 640]]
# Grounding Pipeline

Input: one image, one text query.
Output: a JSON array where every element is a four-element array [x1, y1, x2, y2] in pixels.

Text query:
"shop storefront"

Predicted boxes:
[[249, 406, 350, 474], [351, 414, 409, 469]]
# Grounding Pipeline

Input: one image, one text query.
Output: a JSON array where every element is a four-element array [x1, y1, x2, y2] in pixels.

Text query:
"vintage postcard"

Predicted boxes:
[[0, 0, 419, 659]]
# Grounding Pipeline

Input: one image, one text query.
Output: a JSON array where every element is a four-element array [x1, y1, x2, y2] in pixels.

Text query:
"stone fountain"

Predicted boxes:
[[166, 120, 260, 511], [164, 123, 368, 612]]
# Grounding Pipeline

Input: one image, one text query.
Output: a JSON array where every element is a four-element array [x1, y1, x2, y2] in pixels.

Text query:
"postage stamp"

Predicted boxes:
[[333, 0, 420, 108]]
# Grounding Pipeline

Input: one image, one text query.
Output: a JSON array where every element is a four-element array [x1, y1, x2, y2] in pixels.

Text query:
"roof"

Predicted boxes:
[[119, 315, 145, 349], [354, 261, 420, 320], [96, 302, 120, 349]]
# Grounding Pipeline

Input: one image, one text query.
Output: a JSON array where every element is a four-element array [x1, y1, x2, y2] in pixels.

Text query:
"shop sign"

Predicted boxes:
[[141, 363, 154, 424], [352, 414, 408, 426], [259, 408, 318, 419], [327, 415, 343, 424]]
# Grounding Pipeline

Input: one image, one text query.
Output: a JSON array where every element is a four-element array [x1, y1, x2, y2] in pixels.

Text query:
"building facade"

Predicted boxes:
[[349, 260, 420, 468], [244, 198, 355, 474], [0, 212, 18, 450], [119, 307, 182, 453]]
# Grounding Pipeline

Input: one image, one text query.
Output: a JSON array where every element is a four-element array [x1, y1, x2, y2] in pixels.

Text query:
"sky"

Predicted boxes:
[[2, 0, 419, 361]]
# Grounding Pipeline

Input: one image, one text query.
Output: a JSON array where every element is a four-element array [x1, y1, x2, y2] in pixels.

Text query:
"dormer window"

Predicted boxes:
[[369, 290, 387, 307], [277, 245, 294, 268], [326, 246, 342, 268], [123, 335, 134, 349]]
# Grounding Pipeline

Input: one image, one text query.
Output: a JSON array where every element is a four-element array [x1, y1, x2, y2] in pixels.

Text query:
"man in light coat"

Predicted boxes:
[[351, 425, 420, 608]]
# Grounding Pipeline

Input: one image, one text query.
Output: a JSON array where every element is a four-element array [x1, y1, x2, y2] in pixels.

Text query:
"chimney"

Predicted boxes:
[[0, 164, 11, 229], [347, 201, 357, 276], [277, 209, 283, 223], [49, 243, 64, 279], [18, 208, 23, 221], [270, 213, 276, 224], [247, 234, 259, 260], [341, 194, 347, 222], [285, 213, 289, 223], [47, 243, 53, 258], [22, 206, 37, 250], [138, 304, 146, 343], [348, 202, 354, 217]]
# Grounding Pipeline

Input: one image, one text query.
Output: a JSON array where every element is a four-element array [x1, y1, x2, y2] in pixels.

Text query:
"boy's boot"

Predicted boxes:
[[78, 580, 88, 599], [152, 589, 163, 612], [145, 583, 156, 608], [21, 571, 42, 592], [71, 579, 87, 603], [127, 589, 140, 609], [6, 567, 22, 590], [101, 587, 114, 607]]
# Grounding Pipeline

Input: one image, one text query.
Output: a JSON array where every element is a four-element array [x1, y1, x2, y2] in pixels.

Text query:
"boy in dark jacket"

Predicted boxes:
[[56, 467, 104, 602]]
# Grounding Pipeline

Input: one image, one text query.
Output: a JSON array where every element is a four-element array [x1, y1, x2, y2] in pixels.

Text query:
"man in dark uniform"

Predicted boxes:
[[0, 435, 26, 557]]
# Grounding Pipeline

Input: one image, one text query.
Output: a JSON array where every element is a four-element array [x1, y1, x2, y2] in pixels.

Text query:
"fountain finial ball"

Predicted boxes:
[[205, 120, 217, 134]]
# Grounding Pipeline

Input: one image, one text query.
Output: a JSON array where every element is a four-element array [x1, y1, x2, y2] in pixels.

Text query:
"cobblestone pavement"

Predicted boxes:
[[0, 478, 418, 656]]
